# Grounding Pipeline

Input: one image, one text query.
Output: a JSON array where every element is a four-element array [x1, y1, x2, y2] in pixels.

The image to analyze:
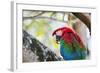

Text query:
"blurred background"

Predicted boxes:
[[23, 10, 91, 58]]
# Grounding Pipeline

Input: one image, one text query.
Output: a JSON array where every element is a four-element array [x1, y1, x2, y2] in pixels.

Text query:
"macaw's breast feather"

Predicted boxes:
[[60, 38, 86, 60]]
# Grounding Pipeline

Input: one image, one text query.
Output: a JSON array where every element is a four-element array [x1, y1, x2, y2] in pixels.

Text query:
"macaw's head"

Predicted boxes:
[[52, 30, 62, 44], [52, 27, 67, 44]]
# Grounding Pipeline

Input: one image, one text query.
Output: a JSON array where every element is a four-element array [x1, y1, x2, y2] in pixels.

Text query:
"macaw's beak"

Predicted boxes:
[[56, 35, 61, 44]]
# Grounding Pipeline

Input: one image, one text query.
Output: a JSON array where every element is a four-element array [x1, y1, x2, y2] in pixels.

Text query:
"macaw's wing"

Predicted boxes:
[[73, 33, 85, 48], [61, 31, 85, 48], [60, 38, 86, 60], [61, 32, 87, 59], [69, 32, 86, 50], [70, 32, 87, 59]]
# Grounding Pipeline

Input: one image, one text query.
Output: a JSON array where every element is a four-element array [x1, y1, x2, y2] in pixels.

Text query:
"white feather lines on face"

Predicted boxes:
[[56, 30, 62, 36]]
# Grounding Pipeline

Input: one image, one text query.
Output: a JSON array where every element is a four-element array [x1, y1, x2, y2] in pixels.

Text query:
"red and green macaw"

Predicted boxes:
[[52, 27, 89, 60]]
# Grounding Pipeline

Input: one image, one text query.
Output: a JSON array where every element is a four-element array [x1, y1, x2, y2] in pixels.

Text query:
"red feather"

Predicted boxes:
[[52, 27, 84, 48]]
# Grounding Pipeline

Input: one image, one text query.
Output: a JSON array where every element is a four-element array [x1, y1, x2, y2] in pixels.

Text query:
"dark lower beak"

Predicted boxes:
[[56, 35, 61, 44]]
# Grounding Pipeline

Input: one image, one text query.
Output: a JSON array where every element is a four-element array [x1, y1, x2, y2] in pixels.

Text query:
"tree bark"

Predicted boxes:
[[72, 13, 91, 33], [23, 30, 62, 62]]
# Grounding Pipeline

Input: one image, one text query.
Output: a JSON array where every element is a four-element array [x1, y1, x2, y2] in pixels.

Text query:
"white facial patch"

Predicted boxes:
[[56, 30, 62, 36]]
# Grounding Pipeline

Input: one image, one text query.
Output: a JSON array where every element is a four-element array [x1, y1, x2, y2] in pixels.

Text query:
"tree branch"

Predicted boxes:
[[32, 11, 45, 18], [50, 12, 56, 18], [62, 12, 65, 21], [72, 13, 91, 33], [23, 16, 67, 23]]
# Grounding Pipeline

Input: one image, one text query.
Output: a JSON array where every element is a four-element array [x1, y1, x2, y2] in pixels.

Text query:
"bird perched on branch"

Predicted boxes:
[[52, 27, 89, 60]]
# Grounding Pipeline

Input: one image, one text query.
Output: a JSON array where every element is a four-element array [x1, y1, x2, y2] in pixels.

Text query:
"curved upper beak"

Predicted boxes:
[[52, 30, 62, 44]]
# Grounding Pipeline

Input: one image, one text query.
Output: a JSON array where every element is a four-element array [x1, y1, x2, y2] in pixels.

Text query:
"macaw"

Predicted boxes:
[[52, 27, 89, 60]]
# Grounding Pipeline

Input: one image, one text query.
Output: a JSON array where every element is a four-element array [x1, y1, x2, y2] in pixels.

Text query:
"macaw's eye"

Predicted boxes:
[[56, 35, 61, 44]]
